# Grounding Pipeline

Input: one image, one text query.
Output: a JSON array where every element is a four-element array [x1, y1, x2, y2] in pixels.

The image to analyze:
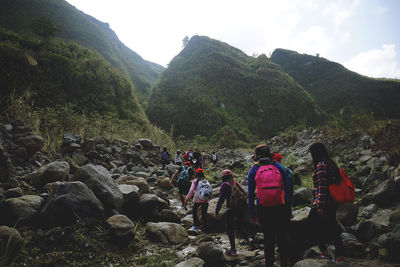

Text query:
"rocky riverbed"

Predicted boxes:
[[1, 121, 399, 266]]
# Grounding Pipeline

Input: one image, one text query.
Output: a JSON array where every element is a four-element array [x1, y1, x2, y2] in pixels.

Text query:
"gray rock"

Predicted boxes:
[[4, 195, 45, 226], [370, 209, 393, 231], [112, 138, 128, 148], [196, 241, 224, 266], [292, 207, 311, 222], [336, 203, 358, 226], [134, 171, 150, 179], [116, 176, 150, 194], [155, 169, 169, 176], [138, 193, 169, 221], [341, 233, 366, 257], [293, 258, 350, 266], [355, 220, 377, 242], [118, 184, 140, 218], [145, 222, 188, 244], [362, 172, 386, 194], [157, 176, 172, 190], [138, 139, 155, 150], [160, 209, 181, 223], [73, 164, 123, 212], [0, 226, 23, 265], [359, 204, 379, 219], [4, 187, 23, 198], [15, 134, 44, 157], [176, 257, 205, 267], [293, 187, 313, 206], [371, 158, 387, 173], [33, 161, 70, 189], [369, 178, 400, 207], [40, 181, 104, 227], [389, 206, 400, 227], [106, 214, 135, 245]]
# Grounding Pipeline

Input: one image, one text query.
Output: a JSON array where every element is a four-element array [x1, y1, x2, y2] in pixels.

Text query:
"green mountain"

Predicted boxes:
[[0, 28, 147, 125], [0, 0, 164, 104], [270, 49, 400, 119], [146, 36, 323, 145]]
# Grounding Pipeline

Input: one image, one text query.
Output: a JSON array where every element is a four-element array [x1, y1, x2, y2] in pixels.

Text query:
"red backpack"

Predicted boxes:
[[329, 168, 355, 203], [255, 165, 285, 206]]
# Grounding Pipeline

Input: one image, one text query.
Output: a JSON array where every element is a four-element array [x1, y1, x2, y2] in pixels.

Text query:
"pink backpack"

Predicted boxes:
[[255, 165, 285, 207]]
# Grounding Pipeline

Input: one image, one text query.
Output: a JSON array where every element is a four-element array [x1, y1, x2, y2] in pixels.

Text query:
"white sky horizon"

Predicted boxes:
[[65, 0, 400, 79]]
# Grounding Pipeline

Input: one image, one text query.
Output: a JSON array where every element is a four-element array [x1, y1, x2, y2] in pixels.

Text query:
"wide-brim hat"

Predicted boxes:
[[252, 144, 272, 160]]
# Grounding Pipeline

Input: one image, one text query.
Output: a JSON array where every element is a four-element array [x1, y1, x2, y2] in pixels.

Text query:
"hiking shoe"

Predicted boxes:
[[248, 238, 255, 250], [225, 249, 237, 256], [189, 226, 199, 232], [320, 253, 332, 260], [181, 206, 188, 211]]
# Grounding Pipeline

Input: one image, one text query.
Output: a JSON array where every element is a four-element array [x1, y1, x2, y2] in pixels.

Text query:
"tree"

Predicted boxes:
[[30, 17, 59, 39], [182, 36, 189, 48]]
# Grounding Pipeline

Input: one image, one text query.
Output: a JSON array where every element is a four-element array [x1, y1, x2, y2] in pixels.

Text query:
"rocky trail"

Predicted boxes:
[[0, 120, 399, 266]]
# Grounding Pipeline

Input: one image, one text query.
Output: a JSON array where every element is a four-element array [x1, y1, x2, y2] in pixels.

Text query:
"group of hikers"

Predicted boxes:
[[164, 142, 346, 267], [161, 147, 219, 170]]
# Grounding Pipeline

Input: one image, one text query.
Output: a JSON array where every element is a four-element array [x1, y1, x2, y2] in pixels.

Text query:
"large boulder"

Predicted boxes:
[[176, 257, 205, 267], [40, 181, 104, 227], [138, 139, 155, 150], [157, 176, 172, 190], [293, 187, 313, 206], [3, 195, 45, 226], [336, 203, 358, 226], [0, 226, 23, 265], [73, 164, 123, 212], [118, 184, 140, 218], [137, 193, 169, 221], [15, 133, 43, 157], [145, 222, 188, 244], [368, 178, 400, 207], [116, 175, 150, 194], [196, 241, 225, 266], [292, 207, 311, 222], [293, 258, 350, 267], [33, 161, 70, 189], [106, 214, 135, 246]]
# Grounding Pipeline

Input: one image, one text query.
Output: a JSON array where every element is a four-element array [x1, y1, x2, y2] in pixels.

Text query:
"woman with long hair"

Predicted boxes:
[[308, 142, 344, 262]]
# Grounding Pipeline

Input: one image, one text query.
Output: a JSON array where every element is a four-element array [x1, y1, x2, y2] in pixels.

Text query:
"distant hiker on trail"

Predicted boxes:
[[247, 144, 293, 267], [174, 150, 183, 166], [170, 161, 194, 211], [308, 142, 344, 263], [216, 169, 253, 256], [183, 150, 189, 163], [185, 168, 212, 232], [211, 150, 218, 165], [161, 147, 170, 170], [201, 149, 206, 168], [193, 147, 202, 169], [188, 148, 193, 163]]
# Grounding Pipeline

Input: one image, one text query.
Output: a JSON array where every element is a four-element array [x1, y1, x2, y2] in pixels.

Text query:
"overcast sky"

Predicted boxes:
[[65, 0, 400, 79]]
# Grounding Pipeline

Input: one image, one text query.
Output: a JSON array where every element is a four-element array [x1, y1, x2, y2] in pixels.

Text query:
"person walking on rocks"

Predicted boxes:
[[211, 150, 218, 165], [216, 169, 253, 256], [185, 168, 212, 232], [161, 147, 170, 170], [308, 142, 344, 262], [174, 150, 183, 166], [247, 144, 293, 267], [170, 161, 194, 210]]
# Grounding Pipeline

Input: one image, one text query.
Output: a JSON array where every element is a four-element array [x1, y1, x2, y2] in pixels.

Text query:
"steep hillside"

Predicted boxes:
[[0, 28, 148, 125], [0, 0, 164, 103], [270, 49, 400, 118], [146, 36, 323, 144]]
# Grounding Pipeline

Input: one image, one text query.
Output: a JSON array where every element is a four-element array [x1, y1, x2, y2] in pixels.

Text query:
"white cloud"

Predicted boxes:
[[322, 0, 360, 26], [344, 44, 400, 78]]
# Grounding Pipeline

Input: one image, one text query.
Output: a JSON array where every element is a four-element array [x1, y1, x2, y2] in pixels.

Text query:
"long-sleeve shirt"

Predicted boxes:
[[215, 181, 232, 214], [186, 178, 209, 203], [174, 154, 182, 164], [247, 158, 293, 219], [312, 162, 329, 209]]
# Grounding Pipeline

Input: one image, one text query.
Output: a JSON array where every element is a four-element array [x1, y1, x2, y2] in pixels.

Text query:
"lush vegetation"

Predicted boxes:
[[1, 89, 175, 155], [270, 49, 400, 119], [146, 36, 323, 147], [0, 0, 164, 104]]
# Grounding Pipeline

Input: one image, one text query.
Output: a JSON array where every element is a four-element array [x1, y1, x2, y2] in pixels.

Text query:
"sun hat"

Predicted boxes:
[[222, 169, 232, 177], [184, 161, 191, 166]]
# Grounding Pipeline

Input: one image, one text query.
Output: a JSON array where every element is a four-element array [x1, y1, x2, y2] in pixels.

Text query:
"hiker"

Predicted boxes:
[[184, 168, 212, 232], [161, 147, 170, 170], [247, 144, 293, 267], [210, 150, 218, 165], [272, 152, 294, 217], [216, 169, 254, 256], [308, 142, 344, 262], [183, 150, 189, 163], [193, 147, 202, 169], [174, 150, 183, 166], [202, 149, 206, 168], [188, 148, 193, 163], [170, 161, 194, 210]]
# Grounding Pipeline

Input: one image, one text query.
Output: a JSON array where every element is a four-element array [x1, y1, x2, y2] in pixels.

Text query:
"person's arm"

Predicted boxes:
[[186, 179, 197, 201], [215, 183, 229, 215], [248, 166, 257, 220], [170, 169, 180, 186]]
